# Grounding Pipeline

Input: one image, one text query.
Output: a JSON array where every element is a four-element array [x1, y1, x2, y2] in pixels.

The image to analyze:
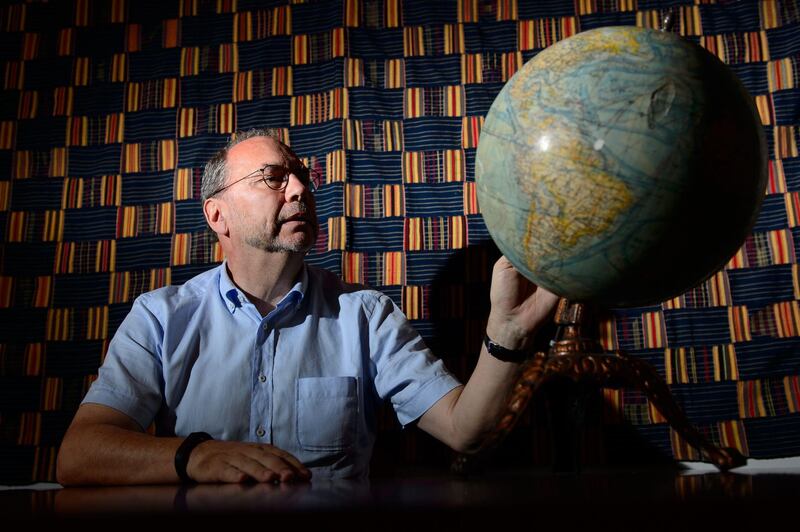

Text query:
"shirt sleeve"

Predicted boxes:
[[367, 293, 462, 427], [82, 294, 165, 430]]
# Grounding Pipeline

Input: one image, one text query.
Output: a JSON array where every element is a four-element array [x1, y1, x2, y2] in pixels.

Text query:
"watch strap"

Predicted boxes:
[[174, 431, 213, 483], [483, 334, 529, 363]]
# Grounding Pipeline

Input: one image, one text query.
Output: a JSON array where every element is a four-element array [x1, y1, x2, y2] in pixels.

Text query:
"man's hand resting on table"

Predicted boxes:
[[187, 440, 311, 483]]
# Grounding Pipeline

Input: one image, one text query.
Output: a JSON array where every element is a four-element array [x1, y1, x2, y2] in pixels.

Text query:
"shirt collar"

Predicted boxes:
[[218, 261, 308, 317]]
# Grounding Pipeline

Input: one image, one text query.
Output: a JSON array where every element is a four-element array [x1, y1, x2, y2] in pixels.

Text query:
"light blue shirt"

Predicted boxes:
[[83, 262, 462, 479]]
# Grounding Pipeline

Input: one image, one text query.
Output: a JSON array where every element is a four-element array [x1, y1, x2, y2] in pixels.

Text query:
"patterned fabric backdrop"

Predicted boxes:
[[1, 0, 799, 484]]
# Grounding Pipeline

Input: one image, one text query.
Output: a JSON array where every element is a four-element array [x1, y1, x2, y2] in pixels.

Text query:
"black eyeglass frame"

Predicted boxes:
[[208, 163, 321, 198]]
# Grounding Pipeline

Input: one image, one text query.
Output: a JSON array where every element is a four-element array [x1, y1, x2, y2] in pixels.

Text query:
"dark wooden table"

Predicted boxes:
[[3, 466, 799, 529]]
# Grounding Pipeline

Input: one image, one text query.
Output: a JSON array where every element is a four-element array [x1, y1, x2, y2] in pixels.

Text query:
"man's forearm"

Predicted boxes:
[[418, 345, 523, 454], [57, 422, 183, 486]]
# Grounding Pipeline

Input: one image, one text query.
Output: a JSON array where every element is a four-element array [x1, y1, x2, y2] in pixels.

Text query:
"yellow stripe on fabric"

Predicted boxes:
[[383, 251, 405, 285], [327, 216, 346, 250], [24, 344, 44, 376], [342, 251, 364, 284], [728, 305, 751, 342]]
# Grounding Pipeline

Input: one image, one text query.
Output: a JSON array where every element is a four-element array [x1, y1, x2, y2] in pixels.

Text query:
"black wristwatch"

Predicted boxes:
[[483, 334, 529, 363], [174, 431, 213, 483]]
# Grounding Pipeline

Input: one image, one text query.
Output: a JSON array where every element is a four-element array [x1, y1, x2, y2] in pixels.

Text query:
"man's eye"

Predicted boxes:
[[265, 175, 285, 183]]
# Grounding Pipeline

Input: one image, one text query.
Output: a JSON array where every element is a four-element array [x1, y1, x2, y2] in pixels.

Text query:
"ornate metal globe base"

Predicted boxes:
[[477, 299, 747, 472]]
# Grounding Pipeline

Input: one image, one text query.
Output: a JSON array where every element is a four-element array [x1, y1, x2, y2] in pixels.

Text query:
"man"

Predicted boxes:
[[56, 129, 558, 485]]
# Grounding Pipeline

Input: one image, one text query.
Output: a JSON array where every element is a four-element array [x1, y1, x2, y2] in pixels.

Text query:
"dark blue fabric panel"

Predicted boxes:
[[128, 48, 181, 82], [115, 234, 172, 270], [181, 74, 233, 107], [767, 23, 800, 59], [0, 89, 18, 120], [121, 171, 175, 205], [0, 377, 42, 411], [752, 193, 788, 232], [124, 109, 178, 142], [52, 273, 110, 307], [68, 144, 121, 177], [0, 309, 46, 343], [1, 243, 56, 276], [236, 96, 292, 129], [170, 263, 218, 285], [403, 0, 457, 25], [23, 57, 72, 89], [45, 341, 105, 377], [728, 62, 769, 96], [403, 117, 462, 151], [786, 157, 800, 192], [698, 1, 761, 34], [728, 265, 795, 308], [292, 2, 344, 33], [405, 56, 461, 87], [517, 0, 580, 18], [129, 2, 178, 23], [23, 1, 70, 30], [463, 21, 518, 53], [177, 135, 228, 169], [73, 83, 125, 117], [349, 87, 404, 119], [10, 178, 64, 211], [314, 181, 344, 220], [108, 302, 133, 337], [348, 218, 404, 251], [348, 28, 404, 59], [735, 337, 800, 379], [0, 33, 20, 62], [304, 249, 341, 275], [466, 213, 490, 244], [237, 37, 292, 70], [175, 200, 206, 233], [289, 120, 342, 155], [347, 151, 403, 183], [464, 148, 475, 181], [293, 59, 345, 94], [664, 307, 733, 347], [181, 14, 234, 46], [37, 411, 73, 444], [464, 83, 502, 116], [578, 12, 637, 31], [15, 118, 67, 150], [404, 182, 464, 216], [744, 414, 800, 457], [75, 25, 124, 56], [62, 207, 118, 241], [773, 89, 800, 127], [669, 381, 740, 423], [406, 250, 458, 284]]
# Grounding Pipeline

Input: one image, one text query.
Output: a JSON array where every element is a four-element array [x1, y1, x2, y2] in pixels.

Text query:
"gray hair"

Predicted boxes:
[[200, 128, 282, 201]]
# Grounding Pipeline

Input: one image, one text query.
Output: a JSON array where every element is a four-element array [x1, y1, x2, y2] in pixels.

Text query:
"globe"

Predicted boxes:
[[475, 26, 767, 307]]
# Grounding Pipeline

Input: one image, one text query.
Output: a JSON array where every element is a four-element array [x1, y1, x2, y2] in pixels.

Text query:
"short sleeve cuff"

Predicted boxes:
[[394, 373, 462, 427], [82, 385, 157, 431]]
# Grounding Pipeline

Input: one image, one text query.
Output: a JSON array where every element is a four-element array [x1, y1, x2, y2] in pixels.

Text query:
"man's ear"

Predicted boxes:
[[203, 198, 228, 237]]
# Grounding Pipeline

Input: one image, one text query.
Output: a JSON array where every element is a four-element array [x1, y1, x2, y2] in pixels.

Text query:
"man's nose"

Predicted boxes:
[[284, 172, 309, 201]]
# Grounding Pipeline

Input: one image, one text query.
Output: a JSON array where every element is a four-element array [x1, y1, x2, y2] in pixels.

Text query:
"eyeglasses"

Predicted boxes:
[[209, 163, 321, 197]]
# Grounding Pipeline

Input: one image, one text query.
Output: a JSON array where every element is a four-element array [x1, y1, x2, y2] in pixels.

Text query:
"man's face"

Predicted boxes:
[[217, 136, 319, 254]]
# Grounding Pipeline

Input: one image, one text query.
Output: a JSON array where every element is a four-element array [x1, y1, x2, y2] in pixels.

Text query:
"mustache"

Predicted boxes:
[[278, 201, 314, 223]]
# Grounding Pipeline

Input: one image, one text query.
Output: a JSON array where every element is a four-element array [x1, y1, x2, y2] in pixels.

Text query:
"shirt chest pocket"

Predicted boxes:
[[296, 376, 358, 452]]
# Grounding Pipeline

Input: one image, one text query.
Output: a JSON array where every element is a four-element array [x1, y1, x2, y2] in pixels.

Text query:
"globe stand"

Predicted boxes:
[[475, 298, 747, 472]]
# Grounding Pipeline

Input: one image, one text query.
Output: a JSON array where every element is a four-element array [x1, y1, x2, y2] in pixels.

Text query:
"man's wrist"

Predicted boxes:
[[174, 432, 213, 483], [483, 334, 530, 363]]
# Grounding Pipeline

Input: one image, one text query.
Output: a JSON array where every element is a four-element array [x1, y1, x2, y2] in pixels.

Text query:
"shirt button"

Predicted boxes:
[[256, 427, 265, 438], [258, 374, 267, 383]]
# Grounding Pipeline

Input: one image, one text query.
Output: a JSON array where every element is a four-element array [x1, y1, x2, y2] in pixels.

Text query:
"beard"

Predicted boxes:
[[241, 201, 318, 253]]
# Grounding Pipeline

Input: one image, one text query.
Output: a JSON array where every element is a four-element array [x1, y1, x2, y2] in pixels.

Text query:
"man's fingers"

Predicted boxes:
[[259, 446, 312, 479]]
